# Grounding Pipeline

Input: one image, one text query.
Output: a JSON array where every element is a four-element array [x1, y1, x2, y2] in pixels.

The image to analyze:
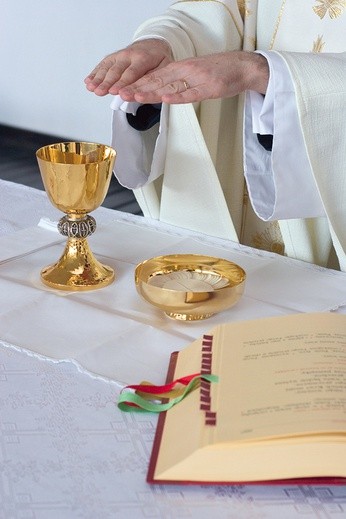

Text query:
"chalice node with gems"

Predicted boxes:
[[36, 142, 116, 291]]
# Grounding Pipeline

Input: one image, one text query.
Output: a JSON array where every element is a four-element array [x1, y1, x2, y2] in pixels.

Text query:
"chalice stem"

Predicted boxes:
[[40, 237, 115, 290]]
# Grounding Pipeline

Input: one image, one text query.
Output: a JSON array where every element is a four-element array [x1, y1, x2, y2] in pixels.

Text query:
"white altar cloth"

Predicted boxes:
[[0, 181, 345, 385], [1, 180, 345, 519]]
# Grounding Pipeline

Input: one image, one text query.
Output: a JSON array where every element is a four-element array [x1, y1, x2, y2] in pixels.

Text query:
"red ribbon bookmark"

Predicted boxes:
[[118, 372, 218, 413]]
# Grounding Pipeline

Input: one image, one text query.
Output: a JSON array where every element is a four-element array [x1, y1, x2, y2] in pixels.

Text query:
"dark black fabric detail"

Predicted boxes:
[[257, 133, 273, 151], [126, 104, 162, 131]]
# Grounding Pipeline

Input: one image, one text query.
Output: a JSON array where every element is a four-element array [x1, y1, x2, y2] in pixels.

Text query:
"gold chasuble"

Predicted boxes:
[[131, 1, 346, 270]]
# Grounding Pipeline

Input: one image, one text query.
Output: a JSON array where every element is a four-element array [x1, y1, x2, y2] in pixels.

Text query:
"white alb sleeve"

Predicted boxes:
[[243, 50, 325, 221], [110, 95, 168, 190], [110, 35, 173, 189]]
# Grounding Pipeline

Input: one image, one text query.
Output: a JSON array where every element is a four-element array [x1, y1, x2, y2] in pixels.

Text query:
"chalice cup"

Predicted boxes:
[[36, 142, 116, 291]]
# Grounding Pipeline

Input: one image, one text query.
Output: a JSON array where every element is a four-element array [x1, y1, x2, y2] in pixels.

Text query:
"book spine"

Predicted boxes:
[[200, 335, 217, 426]]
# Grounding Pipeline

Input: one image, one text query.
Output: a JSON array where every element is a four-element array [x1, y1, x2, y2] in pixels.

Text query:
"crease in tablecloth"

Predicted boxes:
[[0, 337, 125, 389]]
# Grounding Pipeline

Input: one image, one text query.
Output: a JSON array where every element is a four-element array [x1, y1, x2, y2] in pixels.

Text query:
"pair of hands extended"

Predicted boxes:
[[84, 39, 269, 104]]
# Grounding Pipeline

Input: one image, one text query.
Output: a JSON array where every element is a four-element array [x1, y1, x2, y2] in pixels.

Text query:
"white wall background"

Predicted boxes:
[[0, 0, 172, 144]]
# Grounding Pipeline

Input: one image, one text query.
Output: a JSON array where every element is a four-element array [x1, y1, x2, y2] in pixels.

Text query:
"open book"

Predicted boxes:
[[147, 312, 346, 484]]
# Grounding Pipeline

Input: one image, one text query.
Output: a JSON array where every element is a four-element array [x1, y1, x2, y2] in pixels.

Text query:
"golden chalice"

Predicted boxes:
[[36, 142, 116, 291]]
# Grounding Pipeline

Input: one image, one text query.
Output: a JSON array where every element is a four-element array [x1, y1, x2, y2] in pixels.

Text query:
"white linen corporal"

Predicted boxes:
[[0, 193, 345, 386]]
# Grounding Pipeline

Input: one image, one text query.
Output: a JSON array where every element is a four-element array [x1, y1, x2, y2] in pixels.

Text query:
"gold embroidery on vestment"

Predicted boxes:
[[240, 187, 249, 244], [312, 35, 326, 52], [313, 0, 346, 19], [270, 0, 288, 49], [238, 0, 252, 18], [174, 0, 243, 37], [251, 223, 285, 255]]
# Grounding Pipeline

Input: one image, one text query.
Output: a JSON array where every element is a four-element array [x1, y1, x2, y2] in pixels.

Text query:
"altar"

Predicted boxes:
[[1, 179, 345, 519]]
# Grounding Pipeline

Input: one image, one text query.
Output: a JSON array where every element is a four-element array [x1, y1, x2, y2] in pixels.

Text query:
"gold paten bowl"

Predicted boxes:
[[135, 254, 246, 321]]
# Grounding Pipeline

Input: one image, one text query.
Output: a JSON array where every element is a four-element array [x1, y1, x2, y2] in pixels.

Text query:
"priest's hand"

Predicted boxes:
[[118, 51, 269, 104], [84, 39, 173, 96]]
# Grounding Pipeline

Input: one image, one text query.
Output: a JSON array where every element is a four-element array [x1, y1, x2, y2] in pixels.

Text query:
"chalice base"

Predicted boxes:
[[165, 311, 214, 321], [40, 238, 115, 291]]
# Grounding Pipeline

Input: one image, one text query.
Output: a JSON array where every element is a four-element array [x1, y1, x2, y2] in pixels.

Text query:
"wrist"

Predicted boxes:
[[131, 38, 173, 59], [242, 52, 269, 95]]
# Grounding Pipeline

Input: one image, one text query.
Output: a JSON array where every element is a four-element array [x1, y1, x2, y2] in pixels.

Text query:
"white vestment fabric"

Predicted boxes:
[[112, 53, 325, 221], [244, 51, 325, 222], [111, 0, 346, 270]]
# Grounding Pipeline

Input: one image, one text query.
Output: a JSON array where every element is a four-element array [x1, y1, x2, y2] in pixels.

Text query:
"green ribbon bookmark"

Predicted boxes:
[[118, 373, 219, 413]]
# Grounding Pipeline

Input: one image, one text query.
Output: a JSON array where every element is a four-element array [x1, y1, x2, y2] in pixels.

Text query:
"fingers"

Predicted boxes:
[[119, 64, 205, 104], [120, 81, 199, 104], [85, 50, 254, 102], [118, 52, 249, 104], [84, 53, 148, 96], [84, 40, 173, 97], [84, 55, 132, 96]]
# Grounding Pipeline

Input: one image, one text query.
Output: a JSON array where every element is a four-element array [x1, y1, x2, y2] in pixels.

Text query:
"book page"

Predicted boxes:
[[151, 312, 346, 482], [213, 313, 346, 443]]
